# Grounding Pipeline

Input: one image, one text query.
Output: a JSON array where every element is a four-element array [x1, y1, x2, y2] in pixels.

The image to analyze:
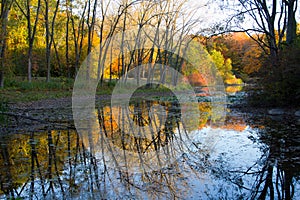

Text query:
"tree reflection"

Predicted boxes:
[[248, 117, 300, 200], [96, 99, 181, 169], [0, 130, 84, 199], [0, 134, 14, 197], [207, 115, 300, 199], [0, 95, 211, 199], [7, 96, 293, 199]]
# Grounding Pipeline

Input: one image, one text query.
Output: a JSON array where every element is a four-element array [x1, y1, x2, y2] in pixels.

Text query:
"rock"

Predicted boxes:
[[268, 108, 284, 115], [295, 110, 300, 117]]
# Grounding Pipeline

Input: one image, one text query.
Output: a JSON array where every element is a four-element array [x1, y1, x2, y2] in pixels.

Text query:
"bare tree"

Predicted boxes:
[[65, 0, 70, 77], [15, 0, 41, 82], [85, 0, 98, 80], [97, 0, 134, 84], [218, 0, 298, 59], [96, 0, 111, 81], [70, 0, 88, 75], [44, 0, 60, 82]]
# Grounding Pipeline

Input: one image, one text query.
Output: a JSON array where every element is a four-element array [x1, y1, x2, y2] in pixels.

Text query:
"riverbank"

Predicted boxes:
[[1, 88, 299, 135]]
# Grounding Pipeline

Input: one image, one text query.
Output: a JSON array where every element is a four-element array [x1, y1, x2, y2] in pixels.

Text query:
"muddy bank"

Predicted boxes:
[[2, 91, 299, 134], [1, 92, 176, 133]]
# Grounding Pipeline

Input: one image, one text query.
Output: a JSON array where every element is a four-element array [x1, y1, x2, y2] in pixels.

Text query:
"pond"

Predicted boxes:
[[0, 86, 299, 199]]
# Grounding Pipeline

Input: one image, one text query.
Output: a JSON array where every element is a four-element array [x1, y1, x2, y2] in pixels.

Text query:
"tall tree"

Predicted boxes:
[[86, 0, 97, 80], [97, 0, 132, 84], [219, 0, 298, 59], [0, 0, 14, 88], [65, 0, 70, 77], [285, 0, 297, 44], [70, 0, 88, 75], [44, 0, 60, 82], [15, 0, 41, 82]]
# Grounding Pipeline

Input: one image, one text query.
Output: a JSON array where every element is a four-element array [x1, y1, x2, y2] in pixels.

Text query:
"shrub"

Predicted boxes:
[[248, 36, 300, 107]]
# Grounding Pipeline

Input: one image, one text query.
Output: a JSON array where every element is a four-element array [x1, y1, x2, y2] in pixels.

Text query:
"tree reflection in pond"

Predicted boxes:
[[0, 101, 300, 199], [0, 130, 81, 199], [247, 116, 300, 200]]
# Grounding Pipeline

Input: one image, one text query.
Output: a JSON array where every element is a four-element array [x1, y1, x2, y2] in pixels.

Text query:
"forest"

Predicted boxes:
[[0, 0, 298, 106]]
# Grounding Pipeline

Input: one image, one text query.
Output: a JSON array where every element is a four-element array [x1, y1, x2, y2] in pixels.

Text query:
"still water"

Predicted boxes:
[[0, 87, 299, 199]]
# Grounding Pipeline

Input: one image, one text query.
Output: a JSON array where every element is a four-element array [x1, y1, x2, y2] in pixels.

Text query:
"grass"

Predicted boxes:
[[0, 77, 161, 103], [1, 77, 111, 103], [1, 77, 75, 103], [1, 90, 73, 103], [0, 76, 201, 104]]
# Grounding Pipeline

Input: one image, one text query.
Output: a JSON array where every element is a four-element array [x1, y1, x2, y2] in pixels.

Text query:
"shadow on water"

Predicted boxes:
[[0, 86, 299, 199], [244, 115, 300, 200]]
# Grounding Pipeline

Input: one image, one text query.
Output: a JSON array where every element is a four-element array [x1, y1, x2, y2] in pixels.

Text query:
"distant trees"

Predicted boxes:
[[206, 33, 265, 78]]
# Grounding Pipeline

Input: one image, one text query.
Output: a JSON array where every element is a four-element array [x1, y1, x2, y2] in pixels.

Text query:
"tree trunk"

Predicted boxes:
[[26, 0, 32, 82], [66, 0, 70, 78], [120, 6, 127, 82], [45, 0, 60, 82], [286, 0, 297, 45], [45, 0, 50, 82], [0, 0, 14, 88], [71, 1, 87, 76], [28, 44, 32, 82]]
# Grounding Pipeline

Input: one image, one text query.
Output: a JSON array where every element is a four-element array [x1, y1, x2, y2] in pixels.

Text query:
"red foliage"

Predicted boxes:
[[187, 73, 207, 87]]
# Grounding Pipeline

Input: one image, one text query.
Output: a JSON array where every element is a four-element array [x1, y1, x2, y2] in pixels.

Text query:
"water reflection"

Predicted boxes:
[[1, 91, 300, 199], [246, 116, 300, 199], [0, 130, 80, 199], [100, 100, 182, 152]]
